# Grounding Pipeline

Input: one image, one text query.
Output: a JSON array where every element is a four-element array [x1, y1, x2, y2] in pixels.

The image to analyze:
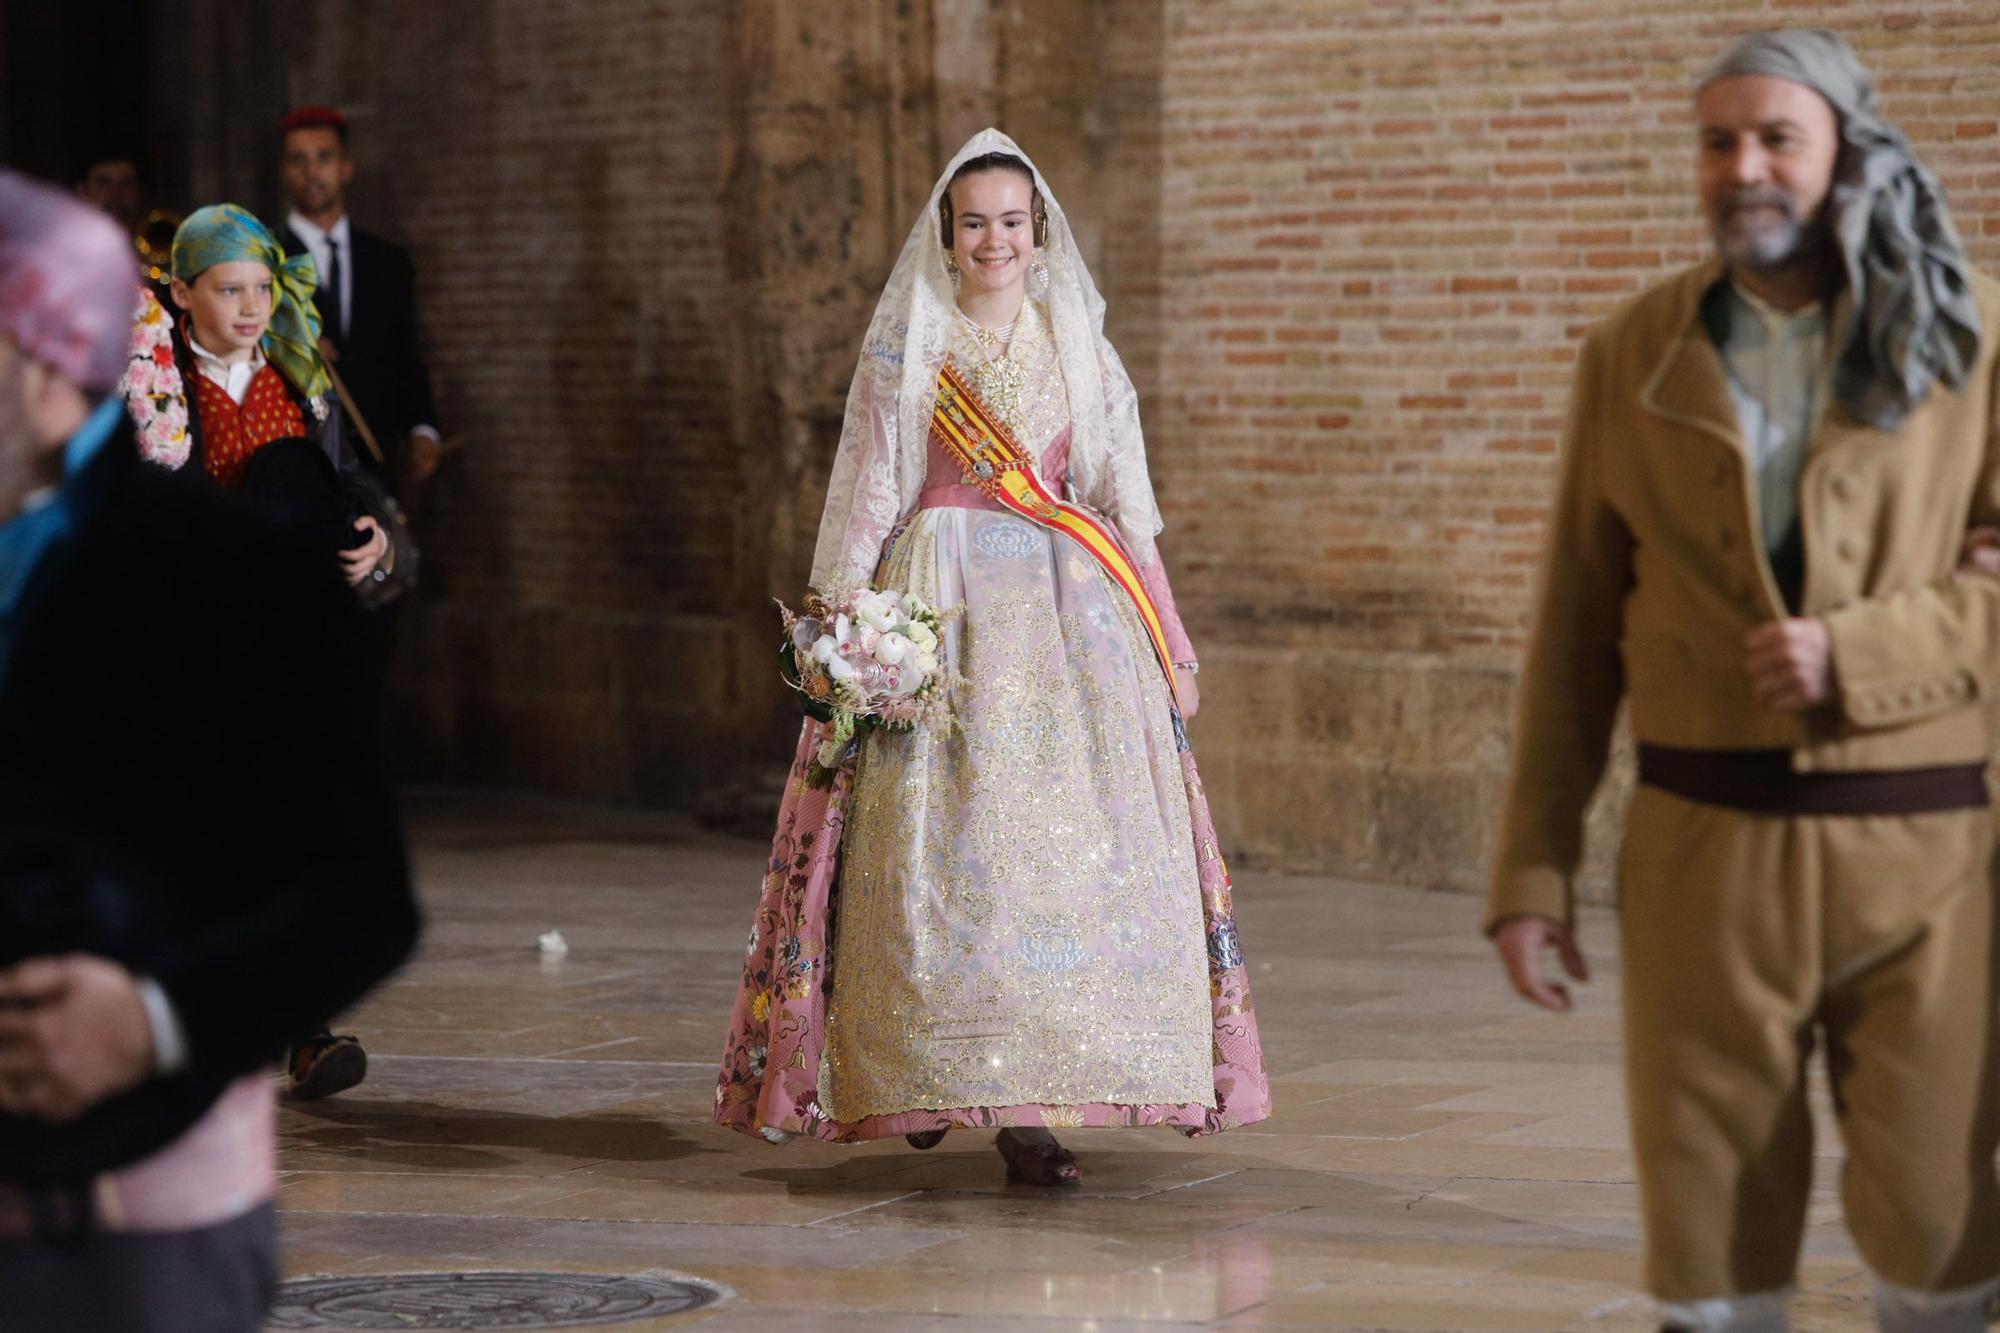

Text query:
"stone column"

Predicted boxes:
[[717, 0, 949, 764], [711, 0, 1159, 803]]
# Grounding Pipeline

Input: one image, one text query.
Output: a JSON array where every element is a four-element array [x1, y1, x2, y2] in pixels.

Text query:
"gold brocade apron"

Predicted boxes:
[[928, 362, 1183, 708]]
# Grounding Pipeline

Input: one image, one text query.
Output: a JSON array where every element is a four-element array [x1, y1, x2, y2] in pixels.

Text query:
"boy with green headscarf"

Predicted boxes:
[[159, 203, 392, 590], [148, 205, 395, 1100]]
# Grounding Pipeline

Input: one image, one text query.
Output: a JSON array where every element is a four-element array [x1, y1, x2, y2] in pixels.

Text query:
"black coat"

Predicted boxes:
[[281, 222, 437, 489], [0, 422, 419, 1182], [167, 316, 366, 563]]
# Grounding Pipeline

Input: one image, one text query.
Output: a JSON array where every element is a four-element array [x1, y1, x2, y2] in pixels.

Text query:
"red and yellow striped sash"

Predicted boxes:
[[929, 360, 1181, 706]]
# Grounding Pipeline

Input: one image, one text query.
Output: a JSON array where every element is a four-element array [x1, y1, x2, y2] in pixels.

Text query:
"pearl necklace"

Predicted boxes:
[[956, 304, 1018, 353]]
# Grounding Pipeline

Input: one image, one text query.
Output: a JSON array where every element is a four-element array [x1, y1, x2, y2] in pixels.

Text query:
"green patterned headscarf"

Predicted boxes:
[[170, 203, 329, 400]]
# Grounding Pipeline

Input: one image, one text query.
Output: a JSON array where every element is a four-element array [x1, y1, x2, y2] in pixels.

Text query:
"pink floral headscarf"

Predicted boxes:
[[0, 170, 141, 393]]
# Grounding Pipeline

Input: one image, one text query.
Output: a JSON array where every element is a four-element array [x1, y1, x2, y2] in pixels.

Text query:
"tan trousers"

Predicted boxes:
[[1618, 787, 2000, 1300]]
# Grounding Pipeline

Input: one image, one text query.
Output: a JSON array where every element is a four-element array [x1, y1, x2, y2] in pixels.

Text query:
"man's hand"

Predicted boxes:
[[1958, 525, 2000, 579], [317, 336, 342, 365], [341, 515, 390, 586], [1492, 915, 1589, 1013], [408, 433, 442, 485], [1178, 673, 1200, 719], [0, 955, 155, 1123], [1745, 617, 1833, 712]]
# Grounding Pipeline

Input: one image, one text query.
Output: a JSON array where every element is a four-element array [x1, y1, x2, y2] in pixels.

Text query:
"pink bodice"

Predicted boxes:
[[911, 424, 1195, 665], [917, 426, 1072, 512]]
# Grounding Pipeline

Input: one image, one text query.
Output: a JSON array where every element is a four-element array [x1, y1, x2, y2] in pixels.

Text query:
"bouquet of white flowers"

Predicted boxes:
[[778, 587, 951, 787]]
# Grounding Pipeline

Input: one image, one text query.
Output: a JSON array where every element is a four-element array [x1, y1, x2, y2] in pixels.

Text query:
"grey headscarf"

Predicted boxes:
[[1702, 29, 1981, 430]]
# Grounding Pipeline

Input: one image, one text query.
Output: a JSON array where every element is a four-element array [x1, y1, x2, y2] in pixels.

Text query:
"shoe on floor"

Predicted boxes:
[[287, 1033, 367, 1100]]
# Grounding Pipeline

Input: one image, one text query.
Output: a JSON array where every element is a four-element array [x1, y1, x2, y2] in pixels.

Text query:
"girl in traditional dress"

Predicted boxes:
[[716, 130, 1268, 1184]]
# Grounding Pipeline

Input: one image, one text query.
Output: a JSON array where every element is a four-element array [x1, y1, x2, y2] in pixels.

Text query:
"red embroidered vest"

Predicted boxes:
[[189, 359, 307, 492]]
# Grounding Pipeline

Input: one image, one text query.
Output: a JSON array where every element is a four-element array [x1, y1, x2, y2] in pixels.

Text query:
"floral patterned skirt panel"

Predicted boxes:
[[715, 506, 1270, 1141]]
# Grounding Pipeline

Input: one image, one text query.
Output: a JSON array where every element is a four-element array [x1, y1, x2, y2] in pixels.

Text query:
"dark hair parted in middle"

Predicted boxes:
[[939, 152, 1048, 249]]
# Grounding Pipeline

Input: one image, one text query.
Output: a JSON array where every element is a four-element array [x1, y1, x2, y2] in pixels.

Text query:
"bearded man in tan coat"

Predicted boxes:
[[1488, 29, 2000, 1333]]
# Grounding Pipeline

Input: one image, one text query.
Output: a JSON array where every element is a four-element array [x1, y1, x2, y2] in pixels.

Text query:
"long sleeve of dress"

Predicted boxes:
[[810, 356, 907, 592], [1137, 553, 1197, 665]]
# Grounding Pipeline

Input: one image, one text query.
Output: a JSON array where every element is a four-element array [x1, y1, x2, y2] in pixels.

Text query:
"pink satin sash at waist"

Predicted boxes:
[[916, 423, 1070, 514], [916, 482, 1006, 511]]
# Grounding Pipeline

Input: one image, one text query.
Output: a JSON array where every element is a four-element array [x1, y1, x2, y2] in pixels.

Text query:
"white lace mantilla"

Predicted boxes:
[[809, 128, 1165, 590]]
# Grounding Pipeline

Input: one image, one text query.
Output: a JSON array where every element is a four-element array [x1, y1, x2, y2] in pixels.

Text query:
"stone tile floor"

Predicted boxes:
[[273, 792, 1879, 1331]]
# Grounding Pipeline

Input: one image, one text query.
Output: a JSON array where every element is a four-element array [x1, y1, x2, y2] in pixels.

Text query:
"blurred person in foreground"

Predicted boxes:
[[1488, 29, 2000, 1333], [0, 169, 417, 1333]]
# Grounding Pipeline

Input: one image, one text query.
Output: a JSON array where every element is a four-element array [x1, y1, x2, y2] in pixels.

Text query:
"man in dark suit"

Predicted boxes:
[[276, 107, 434, 1100], [277, 105, 441, 490], [72, 153, 147, 236], [0, 170, 419, 1332]]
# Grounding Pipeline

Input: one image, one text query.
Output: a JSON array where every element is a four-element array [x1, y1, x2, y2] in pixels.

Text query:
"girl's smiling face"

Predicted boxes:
[[948, 168, 1036, 300]]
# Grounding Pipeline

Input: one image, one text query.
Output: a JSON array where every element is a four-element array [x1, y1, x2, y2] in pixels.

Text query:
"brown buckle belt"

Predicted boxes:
[[1637, 745, 1991, 817]]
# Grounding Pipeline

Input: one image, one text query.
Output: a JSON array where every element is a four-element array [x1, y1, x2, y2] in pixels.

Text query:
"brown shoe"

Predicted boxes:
[[995, 1127, 1081, 1185], [287, 1033, 367, 1100]]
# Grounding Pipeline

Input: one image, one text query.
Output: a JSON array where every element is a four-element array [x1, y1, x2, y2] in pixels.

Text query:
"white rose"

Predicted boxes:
[[900, 592, 922, 618], [911, 651, 939, 677], [873, 633, 910, 666], [857, 598, 897, 633], [906, 622, 937, 653]]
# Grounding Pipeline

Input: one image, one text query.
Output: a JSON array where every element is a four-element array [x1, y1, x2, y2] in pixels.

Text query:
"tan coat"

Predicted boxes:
[[1488, 257, 2000, 930]]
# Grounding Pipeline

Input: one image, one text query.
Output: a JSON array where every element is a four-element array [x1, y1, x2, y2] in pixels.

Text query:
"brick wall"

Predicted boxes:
[[293, 1, 750, 798], [1153, 1, 2000, 894], [278, 2, 1127, 806], [263, 2, 2000, 898]]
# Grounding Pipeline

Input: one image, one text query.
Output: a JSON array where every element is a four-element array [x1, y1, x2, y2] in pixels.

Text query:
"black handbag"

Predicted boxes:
[[318, 366, 421, 608], [336, 458, 420, 609]]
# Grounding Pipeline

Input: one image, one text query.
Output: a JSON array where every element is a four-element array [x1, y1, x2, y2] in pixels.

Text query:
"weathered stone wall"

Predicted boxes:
[[261, 2, 1147, 807]]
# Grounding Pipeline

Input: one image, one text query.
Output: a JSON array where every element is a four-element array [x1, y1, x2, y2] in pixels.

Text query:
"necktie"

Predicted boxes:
[[323, 235, 345, 345]]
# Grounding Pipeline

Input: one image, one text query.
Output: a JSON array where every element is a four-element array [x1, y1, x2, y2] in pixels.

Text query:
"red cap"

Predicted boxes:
[[281, 105, 347, 137]]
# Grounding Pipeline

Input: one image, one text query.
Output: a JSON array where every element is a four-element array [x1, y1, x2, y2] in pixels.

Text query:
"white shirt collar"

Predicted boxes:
[[286, 209, 350, 250], [186, 329, 265, 372], [186, 327, 267, 404]]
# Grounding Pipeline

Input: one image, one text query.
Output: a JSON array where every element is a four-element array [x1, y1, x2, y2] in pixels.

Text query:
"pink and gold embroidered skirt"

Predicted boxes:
[[715, 507, 1269, 1142]]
